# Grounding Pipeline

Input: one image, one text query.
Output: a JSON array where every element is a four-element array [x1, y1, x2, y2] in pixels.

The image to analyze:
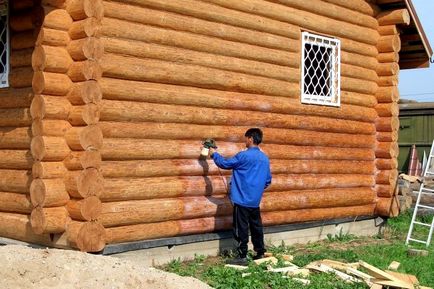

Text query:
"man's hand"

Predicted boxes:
[[209, 147, 216, 157]]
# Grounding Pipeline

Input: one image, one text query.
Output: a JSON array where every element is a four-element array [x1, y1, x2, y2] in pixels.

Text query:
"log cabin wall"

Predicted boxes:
[[98, 0, 383, 245]]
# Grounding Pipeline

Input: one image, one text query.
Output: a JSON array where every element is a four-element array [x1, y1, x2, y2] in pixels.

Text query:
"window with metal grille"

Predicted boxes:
[[301, 32, 340, 107], [0, 0, 8, 88]]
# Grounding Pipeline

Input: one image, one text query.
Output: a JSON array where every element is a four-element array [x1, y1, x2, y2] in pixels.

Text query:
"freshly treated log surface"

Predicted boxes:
[[67, 196, 102, 221], [377, 9, 410, 25], [0, 127, 32, 149], [31, 136, 70, 161], [0, 108, 32, 127], [0, 192, 32, 214], [0, 150, 33, 169], [36, 27, 70, 47], [67, 221, 106, 252], [67, 81, 102, 105], [0, 88, 33, 108], [30, 178, 70, 207], [375, 196, 399, 217], [0, 169, 32, 193], [0, 212, 52, 245], [30, 95, 72, 120], [33, 161, 67, 179], [63, 151, 102, 170], [64, 168, 104, 198], [32, 119, 72, 137], [66, 0, 104, 21], [30, 206, 69, 234], [32, 71, 73, 96]]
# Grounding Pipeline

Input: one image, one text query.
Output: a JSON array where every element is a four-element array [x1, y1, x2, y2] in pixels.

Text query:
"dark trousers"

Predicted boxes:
[[232, 203, 265, 258]]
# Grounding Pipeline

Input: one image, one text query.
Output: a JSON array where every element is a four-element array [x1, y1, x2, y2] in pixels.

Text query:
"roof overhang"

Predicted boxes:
[[399, 102, 434, 115]]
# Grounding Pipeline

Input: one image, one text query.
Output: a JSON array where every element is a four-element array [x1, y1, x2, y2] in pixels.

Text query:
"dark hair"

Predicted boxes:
[[245, 128, 263, 145]]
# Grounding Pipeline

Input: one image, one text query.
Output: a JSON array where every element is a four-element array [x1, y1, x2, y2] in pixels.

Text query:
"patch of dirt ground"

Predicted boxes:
[[0, 245, 212, 289]]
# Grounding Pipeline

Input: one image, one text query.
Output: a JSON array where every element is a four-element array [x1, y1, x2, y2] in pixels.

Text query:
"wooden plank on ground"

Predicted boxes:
[[387, 261, 401, 270]]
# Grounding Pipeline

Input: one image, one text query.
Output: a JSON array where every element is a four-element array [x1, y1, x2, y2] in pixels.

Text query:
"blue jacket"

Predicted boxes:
[[212, 147, 272, 208]]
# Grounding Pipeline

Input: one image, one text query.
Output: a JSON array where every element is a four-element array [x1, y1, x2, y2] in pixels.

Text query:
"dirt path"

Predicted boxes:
[[0, 245, 212, 289]]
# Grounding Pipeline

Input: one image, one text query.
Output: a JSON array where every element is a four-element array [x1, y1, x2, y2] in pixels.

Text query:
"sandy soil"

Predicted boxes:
[[0, 245, 212, 289]]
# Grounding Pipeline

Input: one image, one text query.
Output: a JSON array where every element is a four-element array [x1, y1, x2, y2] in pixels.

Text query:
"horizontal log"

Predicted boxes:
[[102, 37, 300, 82], [376, 86, 399, 103], [10, 48, 33, 67], [68, 60, 102, 82], [377, 35, 401, 53], [30, 206, 69, 234], [375, 141, 399, 159], [0, 192, 32, 214], [36, 27, 70, 47], [376, 169, 398, 185], [100, 188, 376, 227], [66, 0, 104, 20], [0, 169, 32, 193], [0, 88, 33, 108], [68, 18, 102, 40], [375, 158, 398, 170], [67, 220, 105, 252], [101, 159, 375, 178], [31, 136, 70, 161], [11, 0, 34, 11], [105, 204, 375, 243], [0, 150, 33, 170], [378, 76, 398, 87], [375, 196, 399, 217], [66, 196, 102, 221], [63, 150, 102, 170], [67, 38, 104, 61], [68, 104, 100, 126], [342, 77, 378, 96], [376, 117, 399, 132], [40, 6, 73, 31], [102, 139, 375, 161], [341, 51, 378, 71], [377, 9, 410, 26], [0, 212, 53, 245], [375, 103, 399, 117], [32, 45, 73, 73], [103, 1, 297, 51], [32, 71, 73, 96], [33, 161, 67, 179], [42, 0, 67, 9], [65, 125, 103, 151], [376, 131, 398, 142], [30, 95, 72, 120], [0, 108, 32, 127], [30, 178, 70, 207], [101, 174, 374, 201], [376, 62, 399, 76], [0, 127, 32, 149], [11, 31, 37, 50], [67, 81, 102, 105], [378, 25, 399, 36], [10, 11, 35, 32], [100, 78, 378, 122], [32, 119, 72, 137], [9, 67, 34, 88], [375, 184, 396, 198], [341, 63, 378, 82], [99, 101, 375, 135], [378, 52, 399, 63], [64, 168, 104, 198]]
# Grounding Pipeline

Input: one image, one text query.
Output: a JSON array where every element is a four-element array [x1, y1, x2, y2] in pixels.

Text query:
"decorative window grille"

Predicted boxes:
[[301, 32, 340, 107], [0, 0, 8, 88]]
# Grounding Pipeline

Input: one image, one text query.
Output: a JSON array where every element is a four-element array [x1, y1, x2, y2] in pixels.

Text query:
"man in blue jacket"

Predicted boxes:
[[210, 128, 272, 266]]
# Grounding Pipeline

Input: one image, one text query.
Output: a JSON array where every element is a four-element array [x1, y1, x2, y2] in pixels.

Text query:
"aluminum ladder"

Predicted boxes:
[[406, 140, 434, 247]]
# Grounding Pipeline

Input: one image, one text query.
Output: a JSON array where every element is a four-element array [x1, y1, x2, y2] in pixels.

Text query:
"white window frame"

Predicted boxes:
[[301, 31, 340, 107], [0, 0, 9, 88]]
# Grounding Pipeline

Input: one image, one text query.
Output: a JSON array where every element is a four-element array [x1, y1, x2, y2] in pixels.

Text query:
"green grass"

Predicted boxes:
[[160, 211, 434, 288]]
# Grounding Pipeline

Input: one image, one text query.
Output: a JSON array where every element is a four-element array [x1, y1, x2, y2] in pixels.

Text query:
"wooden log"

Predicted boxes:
[[376, 117, 399, 132], [32, 119, 72, 137], [99, 188, 376, 227], [375, 158, 398, 170], [0, 127, 32, 149], [66, 196, 102, 221], [378, 52, 399, 63], [341, 51, 378, 71], [0, 169, 32, 193], [63, 150, 102, 170], [9, 67, 34, 88], [100, 78, 378, 122], [101, 159, 375, 178], [376, 86, 399, 103], [68, 104, 100, 126], [0, 150, 33, 170], [341, 77, 378, 95], [68, 38, 104, 61], [375, 141, 399, 158], [32, 71, 73, 96], [377, 9, 410, 26], [32, 45, 73, 73], [30, 206, 69, 234], [31, 136, 70, 161], [64, 168, 104, 198], [0, 108, 32, 127], [42, 0, 68, 8], [376, 131, 398, 142], [99, 102, 375, 136], [375, 103, 399, 117], [102, 37, 300, 82], [11, 31, 37, 50], [40, 6, 73, 31], [11, 0, 34, 11], [376, 63, 399, 76], [9, 11, 34, 32], [375, 196, 399, 217], [33, 161, 67, 179], [102, 139, 375, 161], [0, 88, 33, 108], [103, 1, 297, 51], [0, 192, 32, 214], [377, 35, 401, 53], [378, 75, 398, 87], [376, 169, 398, 185], [67, 81, 102, 105], [101, 174, 374, 201], [65, 125, 103, 151], [378, 25, 399, 36], [10, 48, 33, 68], [36, 27, 71, 47], [68, 60, 102, 82], [30, 178, 70, 207], [0, 212, 53, 245], [30, 95, 72, 120], [341, 63, 378, 82], [67, 221, 105, 252], [66, 0, 104, 20], [68, 18, 102, 40], [376, 184, 397, 198]]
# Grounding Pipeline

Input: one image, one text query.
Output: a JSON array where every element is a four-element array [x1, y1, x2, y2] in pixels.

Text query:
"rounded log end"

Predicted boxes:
[[81, 196, 102, 221], [30, 207, 46, 235], [79, 124, 103, 150], [30, 178, 46, 206], [32, 72, 45, 95], [84, 37, 105, 60], [82, 103, 100, 125], [31, 46, 46, 72], [77, 221, 106, 252], [30, 94, 45, 120], [31, 136, 46, 161], [77, 168, 104, 198], [84, 60, 103, 81], [80, 150, 102, 169], [83, 80, 102, 104]]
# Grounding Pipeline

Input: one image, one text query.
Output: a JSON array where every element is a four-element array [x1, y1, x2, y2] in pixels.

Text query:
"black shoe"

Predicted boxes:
[[252, 254, 265, 260], [225, 257, 248, 266]]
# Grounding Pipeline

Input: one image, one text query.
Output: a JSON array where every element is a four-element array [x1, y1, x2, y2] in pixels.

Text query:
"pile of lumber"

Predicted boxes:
[[398, 174, 434, 211], [226, 254, 432, 288]]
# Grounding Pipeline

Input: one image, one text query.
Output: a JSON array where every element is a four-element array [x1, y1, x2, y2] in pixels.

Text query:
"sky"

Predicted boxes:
[[398, 0, 434, 102]]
